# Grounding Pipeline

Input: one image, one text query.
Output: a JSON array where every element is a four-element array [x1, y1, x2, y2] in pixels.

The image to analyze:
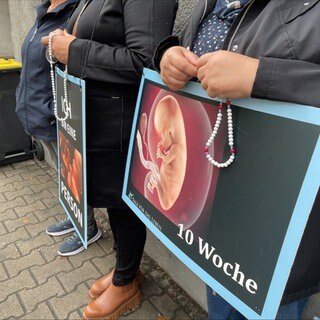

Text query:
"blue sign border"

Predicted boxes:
[[122, 68, 320, 319], [56, 67, 88, 248]]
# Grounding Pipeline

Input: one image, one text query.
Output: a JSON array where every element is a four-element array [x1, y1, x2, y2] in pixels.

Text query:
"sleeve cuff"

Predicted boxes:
[[152, 35, 180, 71], [67, 38, 91, 78]]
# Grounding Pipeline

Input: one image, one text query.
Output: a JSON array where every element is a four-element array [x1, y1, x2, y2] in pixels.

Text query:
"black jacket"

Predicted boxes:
[[66, 0, 177, 207], [154, 0, 320, 108]]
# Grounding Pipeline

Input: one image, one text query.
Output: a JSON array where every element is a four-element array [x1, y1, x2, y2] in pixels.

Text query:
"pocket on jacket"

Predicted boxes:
[[86, 95, 123, 151]]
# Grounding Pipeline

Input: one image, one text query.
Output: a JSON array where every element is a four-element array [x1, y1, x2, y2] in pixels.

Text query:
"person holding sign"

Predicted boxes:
[[154, 0, 320, 319], [41, 0, 177, 319], [15, 0, 77, 168]]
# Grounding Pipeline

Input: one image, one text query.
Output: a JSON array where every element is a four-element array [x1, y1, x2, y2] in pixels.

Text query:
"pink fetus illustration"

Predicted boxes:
[[137, 95, 187, 211], [133, 87, 218, 230]]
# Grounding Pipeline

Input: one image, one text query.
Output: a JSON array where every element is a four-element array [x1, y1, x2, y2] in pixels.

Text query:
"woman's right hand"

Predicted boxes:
[[160, 46, 198, 91], [41, 29, 76, 64]]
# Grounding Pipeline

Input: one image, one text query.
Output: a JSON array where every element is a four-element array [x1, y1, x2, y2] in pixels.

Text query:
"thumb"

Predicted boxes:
[[183, 50, 199, 67]]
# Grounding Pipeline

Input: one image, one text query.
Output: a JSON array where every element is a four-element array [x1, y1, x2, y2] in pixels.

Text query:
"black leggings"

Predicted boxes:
[[108, 207, 146, 286]]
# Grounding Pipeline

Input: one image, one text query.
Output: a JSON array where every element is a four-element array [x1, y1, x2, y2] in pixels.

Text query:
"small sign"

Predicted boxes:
[[56, 67, 87, 247]]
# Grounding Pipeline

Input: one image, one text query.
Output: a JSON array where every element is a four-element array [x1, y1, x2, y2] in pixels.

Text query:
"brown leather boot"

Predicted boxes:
[[83, 279, 142, 320], [89, 269, 144, 300]]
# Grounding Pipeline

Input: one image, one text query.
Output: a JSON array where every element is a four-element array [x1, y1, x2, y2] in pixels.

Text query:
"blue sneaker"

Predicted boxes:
[[57, 225, 102, 256], [46, 218, 75, 236]]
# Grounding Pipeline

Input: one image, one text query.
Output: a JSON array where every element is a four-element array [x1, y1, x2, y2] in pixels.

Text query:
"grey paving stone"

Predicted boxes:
[[0, 182, 15, 194], [3, 186, 34, 201], [33, 205, 65, 221], [0, 262, 8, 281], [4, 212, 39, 233], [31, 255, 73, 285], [48, 186, 59, 197], [0, 192, 7, 203], [66, 241, 109, 268], [38, 241, 64, 263], [15, 232, 55, 255], [23, 189, 54, 205], [0, 269, 36, 302], [17, 302, 54, 320], [12, 160, 35, 169], [0, 197, 26, 213], [124, 300, 159, 320], [0, 227, 30, 250], [0, 169, 24, 180], [42, 197, 61, 209], [174, 309, 193, 320], [89, 252, 116, 275], [14, 200, 46, 217], [12, 176, 42, 190], [0, 294, 24, 319], [0, 243, 20, 261], [19, 276, 65, 311], [21, 168, 50, 181], [0, 221, 6, 235], [37, 173, 57, 184], [57, 260, 101, 293], [4, 248, 46, 277], [69, 309, 84, 320], [49, 283, 88, 319], [96, 235, 117, 255], [0, 209, 17, 222], [31, 181, 57, 194], [141, 277, 164, 299], [150, 294, 179, 319], [25, 216, 57, 237]]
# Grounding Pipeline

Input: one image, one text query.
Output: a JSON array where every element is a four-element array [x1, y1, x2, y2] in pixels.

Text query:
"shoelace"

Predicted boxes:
[[57, 218, 70, 226], [67, 233, 80, 244]]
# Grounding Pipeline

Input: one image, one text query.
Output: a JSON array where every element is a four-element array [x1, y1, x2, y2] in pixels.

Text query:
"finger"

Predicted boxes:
[[41, 36, 49, 45], [197, 52, 213, 69], [197, 65, 206, 82], [165, 51, 197, 78], [183, 49, 199, 67], [161, 75, 189, 91], [200, 78, 208, 92]]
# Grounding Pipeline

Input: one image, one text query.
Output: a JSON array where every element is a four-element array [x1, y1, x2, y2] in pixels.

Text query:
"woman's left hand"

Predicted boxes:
[[41, 29, 76, 64], [197, 51, 259, 99]]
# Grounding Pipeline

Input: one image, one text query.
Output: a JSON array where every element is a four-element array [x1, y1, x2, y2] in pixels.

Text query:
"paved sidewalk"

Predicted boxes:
[[0, 159, 208, 320]]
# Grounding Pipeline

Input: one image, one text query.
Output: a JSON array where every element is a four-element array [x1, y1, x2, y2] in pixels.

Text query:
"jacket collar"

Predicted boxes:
[[36, 0, 78, 17]]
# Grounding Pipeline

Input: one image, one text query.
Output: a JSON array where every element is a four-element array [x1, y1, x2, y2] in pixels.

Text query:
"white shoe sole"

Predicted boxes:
[[46, 227, 75, 237]]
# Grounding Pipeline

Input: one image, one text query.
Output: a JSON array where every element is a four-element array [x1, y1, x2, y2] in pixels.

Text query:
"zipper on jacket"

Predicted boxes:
[[227, 0, 255, 51], [29, 28, 38, 42]]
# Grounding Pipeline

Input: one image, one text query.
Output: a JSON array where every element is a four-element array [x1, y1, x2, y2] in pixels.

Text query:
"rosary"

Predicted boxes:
[[47, 33, 71, 122], [204, 99, 236, 168]]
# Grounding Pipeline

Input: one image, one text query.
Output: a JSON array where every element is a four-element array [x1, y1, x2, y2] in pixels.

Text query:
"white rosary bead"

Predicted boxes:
[[48, 33, 70, 122], [204, 100, 236, 168]]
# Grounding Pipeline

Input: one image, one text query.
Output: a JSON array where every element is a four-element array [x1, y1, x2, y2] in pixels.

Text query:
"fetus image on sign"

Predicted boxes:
[[136, 95, 187, 210]]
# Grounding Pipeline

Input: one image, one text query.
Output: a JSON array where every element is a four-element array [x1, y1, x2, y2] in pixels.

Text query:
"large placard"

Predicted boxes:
[[56, 67, 87, 247], [122, 68, 320, 319]]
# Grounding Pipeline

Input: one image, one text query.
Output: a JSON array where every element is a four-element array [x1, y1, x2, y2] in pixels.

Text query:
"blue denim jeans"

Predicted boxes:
[[206, 285, 308, 320]]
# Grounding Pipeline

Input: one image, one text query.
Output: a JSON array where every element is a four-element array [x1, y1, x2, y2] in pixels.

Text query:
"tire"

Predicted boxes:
[[33, 139, 45, 161]]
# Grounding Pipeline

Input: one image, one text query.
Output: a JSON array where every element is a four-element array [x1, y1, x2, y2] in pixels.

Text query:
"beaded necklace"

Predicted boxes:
[[204, 99, 236, 168], [47, 33, 70, 122]]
